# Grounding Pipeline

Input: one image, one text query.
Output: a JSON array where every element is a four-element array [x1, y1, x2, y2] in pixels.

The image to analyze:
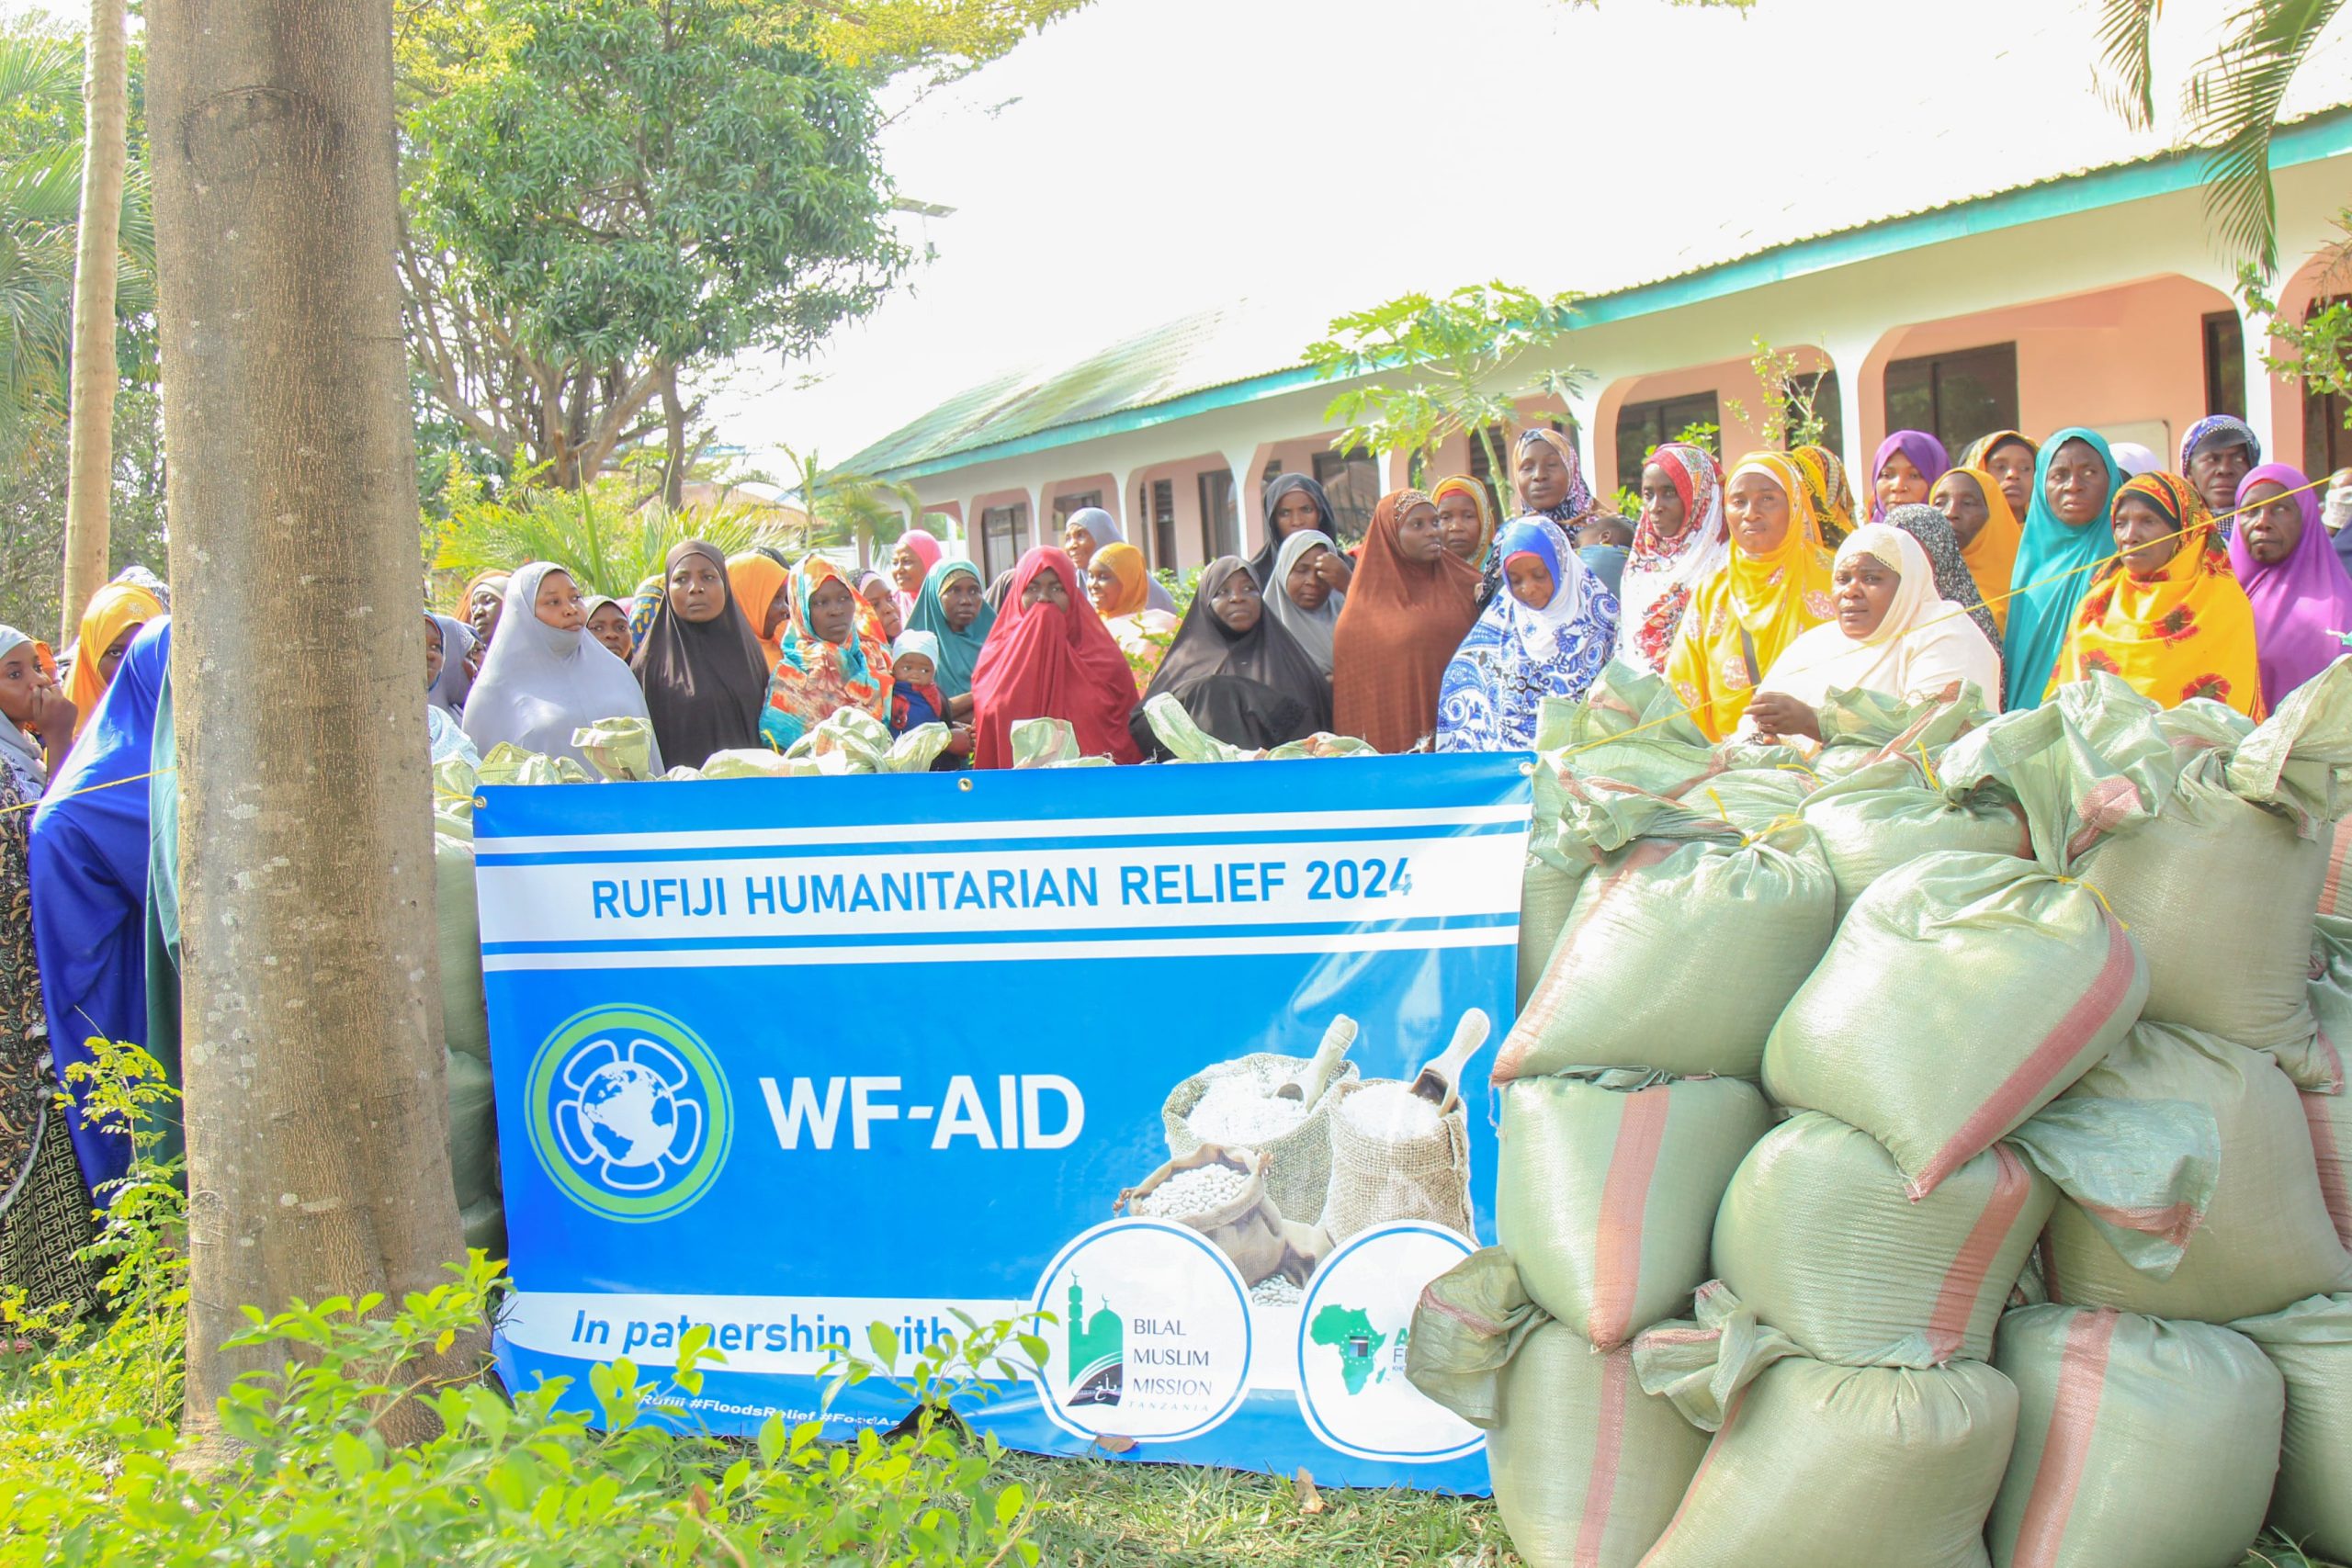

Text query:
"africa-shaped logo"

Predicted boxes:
[[526, 1005, 733, 1223]]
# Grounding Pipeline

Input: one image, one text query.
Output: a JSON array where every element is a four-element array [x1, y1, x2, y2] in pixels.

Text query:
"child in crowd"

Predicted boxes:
[[889, 631, 948, 734], [1574, 514, 1634, 599]]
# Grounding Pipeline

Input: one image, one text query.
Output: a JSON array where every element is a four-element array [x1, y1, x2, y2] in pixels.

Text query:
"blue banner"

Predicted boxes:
[[481, 755, 1530, 1490]]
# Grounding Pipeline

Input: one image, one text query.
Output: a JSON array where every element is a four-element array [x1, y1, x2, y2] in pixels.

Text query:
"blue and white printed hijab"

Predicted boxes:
[[1435, 516, 1619, 752]]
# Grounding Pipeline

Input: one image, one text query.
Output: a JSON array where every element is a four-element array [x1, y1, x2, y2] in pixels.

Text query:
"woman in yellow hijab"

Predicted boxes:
[[62, 581, 164, 740], [1667, 450, 1839, 739], [1792, 444, 1857, 546], [1429, 475, 1495, 570], [2048, 470, 2264, 716], [1927, 466, 2024, 637], [726, 552, 792, 673]]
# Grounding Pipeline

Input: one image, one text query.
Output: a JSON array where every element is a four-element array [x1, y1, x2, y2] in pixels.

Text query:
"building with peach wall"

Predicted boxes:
[[839, 108, 2352, 583]]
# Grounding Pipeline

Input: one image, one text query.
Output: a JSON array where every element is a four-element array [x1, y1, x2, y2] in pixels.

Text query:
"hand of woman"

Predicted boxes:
[[1745, 692, 1821, 743], [946, 691, 974, 721], [1317, 551, 1354, 591], [946, 722, 974, 755]]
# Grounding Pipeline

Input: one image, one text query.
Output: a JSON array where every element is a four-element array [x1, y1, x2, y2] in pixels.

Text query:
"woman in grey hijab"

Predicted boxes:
[[1264, 529, 1345, 676], [1063, 506, 1177, 614], [426, 613, 475, 720], [460, 562, 662, 773]]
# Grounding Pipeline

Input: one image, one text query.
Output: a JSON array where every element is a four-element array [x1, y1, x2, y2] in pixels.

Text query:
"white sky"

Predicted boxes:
[[709, 0, 2351, 473]]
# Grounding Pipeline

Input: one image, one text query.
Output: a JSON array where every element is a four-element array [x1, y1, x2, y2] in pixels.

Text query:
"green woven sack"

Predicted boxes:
[[2071, 663, 2352, 1053], [1987, 1305, 2280, 1568], [1514, 853, 1587, 1010], [1495, 823, 1835, 1082], [1711, 1111, 2052, 1367], [1405, 1248, 1706, 1568], [1808, 682, 1997, 780], [1497, 1071, 1770, 1348], [2232, 1292, 2352, 1563], [2042, 1024, 2350, 1323], [1763, 705, 2153, 1197], [1631, 1287, 2017, 1568], [2306, 1085, 2352, 1252], [1798, 756, 2030, 922], [430, 772, 502, 1255]]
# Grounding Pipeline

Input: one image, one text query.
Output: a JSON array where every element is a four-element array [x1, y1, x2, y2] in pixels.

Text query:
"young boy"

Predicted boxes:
[[889, 631, 948, 732]]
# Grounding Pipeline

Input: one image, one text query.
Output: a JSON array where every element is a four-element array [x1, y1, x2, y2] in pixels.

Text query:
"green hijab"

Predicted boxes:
[[2002, 426, 2119, 709], [907, 559, 996, 698]]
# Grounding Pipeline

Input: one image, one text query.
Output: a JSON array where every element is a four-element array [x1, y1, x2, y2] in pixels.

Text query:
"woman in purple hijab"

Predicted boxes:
[[1869, 430, 1949, 522], [2228, 462, 2352, 710]]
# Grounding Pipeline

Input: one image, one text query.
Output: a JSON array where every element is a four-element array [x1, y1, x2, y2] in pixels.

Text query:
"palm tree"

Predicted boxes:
[[62, 0, 130, 642], [780, 444, 928, 568], [0, 35, 85, 435], [2098, 0, 2345, 270]]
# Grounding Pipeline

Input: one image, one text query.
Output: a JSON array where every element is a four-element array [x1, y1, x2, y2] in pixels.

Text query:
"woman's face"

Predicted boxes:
[[941, 571, 983, 632], [1394, 501, 1444, 563], [424, 617, 445, 687], [1286, 546, 1333, 611], [807, 578, 858, 643], [2112, 495, 2183, 577], [1640, 463, 1690, 541], [1210, 568, 1262, 634], [1833, 552, 1901, 637], [2190, 439, 2255, 521], [2239, 480, 2304, 567], [1063, 523, 1099, 570], [870, 590, 904, 641], [587, 604, 634, 658], [1086, 558, 1120, 615], [2044, 440, 2109, 526], [756, 583, 792, 639], [1505, 553, 1555, 610], [469, 585, 504, 644], [1516, 442, 1568, 512], [1986, 440, 2037, 521], [1435, 491, 1486, 563], [1875, 449, 1928, 511], [667, 551, 728, 625], [1724, 471, 1792, 557], [890, 539, 927, 595], [533, 570, 585, 632], [1929, 471, 1991, 547], [1272, 487, 1324, 543], [0, 643, 52, 728], [1022, 568, 1070, 613]]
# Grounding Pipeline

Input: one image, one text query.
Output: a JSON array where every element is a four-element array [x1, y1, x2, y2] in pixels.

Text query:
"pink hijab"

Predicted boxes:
[[895, 527, 944, 615], [2228, 463, 2352, 710]]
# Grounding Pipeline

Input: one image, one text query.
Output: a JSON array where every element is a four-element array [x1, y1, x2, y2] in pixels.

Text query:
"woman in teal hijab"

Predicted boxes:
[[2003, 427, 2120, 708], [905, 558, 997, 717]]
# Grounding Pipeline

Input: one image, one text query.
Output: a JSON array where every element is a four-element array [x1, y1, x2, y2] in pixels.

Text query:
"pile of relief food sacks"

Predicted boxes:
[[1408, 659, 2352, 1568]]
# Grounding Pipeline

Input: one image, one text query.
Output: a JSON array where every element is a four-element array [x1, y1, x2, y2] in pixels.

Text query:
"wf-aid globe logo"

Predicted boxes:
[[526, 1005, 734, 1222]]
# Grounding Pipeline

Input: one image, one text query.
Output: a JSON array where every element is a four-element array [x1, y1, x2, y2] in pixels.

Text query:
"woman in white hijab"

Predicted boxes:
[[1742, 523, 2004, 749], [461, 562, 662, 773], [1264, 528, 1346, 676]]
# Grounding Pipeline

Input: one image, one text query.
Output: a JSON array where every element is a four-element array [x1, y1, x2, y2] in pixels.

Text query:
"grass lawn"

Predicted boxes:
[[1003, 1452, 2346, 1568]]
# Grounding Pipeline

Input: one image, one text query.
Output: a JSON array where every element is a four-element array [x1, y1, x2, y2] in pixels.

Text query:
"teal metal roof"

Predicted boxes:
[[845, 107, 2352, 483]]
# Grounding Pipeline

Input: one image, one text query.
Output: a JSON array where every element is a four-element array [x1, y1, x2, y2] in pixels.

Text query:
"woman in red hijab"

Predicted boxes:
[[1330, 489, 1480, 751], [970, 547, 1144, 767]]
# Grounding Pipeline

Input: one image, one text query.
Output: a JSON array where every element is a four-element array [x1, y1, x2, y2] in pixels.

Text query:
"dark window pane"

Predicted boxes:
[[980, 503, 1026, 581], [1614, 392, 1720, 494], [2203, 311, 2246, 419], [1149, 479, 1178, 570], [1883, 343, 2018, 459], [1198, 470, 1238, 559], [1311, 449, 1381, 544]]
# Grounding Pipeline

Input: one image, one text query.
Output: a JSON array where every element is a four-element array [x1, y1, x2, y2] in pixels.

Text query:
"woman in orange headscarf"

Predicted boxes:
[[726, 552, 792, 673], [2048, 471, 2264, 716], [1666, 451, 1838, 739], [1429, 475, 1496, 570], [1927, 466, 2024, 637], [62, 581, 164, 741], [1083, 542, 1179, 694], [1329, 490, 1480, 752]]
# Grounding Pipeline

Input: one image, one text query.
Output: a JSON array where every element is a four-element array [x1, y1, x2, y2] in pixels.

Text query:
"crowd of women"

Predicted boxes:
[[2, 416, 2350, 1310], [401, 418, 2352, 783]]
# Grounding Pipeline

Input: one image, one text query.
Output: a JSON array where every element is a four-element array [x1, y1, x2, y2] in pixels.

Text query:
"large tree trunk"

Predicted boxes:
[[147, 0, 470, 1450], [58, 0, 127, 645]]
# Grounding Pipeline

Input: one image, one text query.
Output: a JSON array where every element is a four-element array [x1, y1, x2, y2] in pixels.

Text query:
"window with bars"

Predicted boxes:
[[1614, 393, 1720, 494], [979, 503, 1026, 582], [1197, 470, 1238, 559], [1883, 343, 2019, 458], [1310, 448, 1382, 543], [2203, 311, 2246, 420]]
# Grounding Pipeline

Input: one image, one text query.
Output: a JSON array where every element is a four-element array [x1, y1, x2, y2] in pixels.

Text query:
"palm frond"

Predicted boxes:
[[0, 142, 87, 231], [2095, 0, 2166, 126], [0, 35, 82, 117], [2183, 0, 2343, 269]]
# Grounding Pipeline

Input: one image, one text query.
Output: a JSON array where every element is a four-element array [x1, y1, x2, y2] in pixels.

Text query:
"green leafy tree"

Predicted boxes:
[[787, 444, 923, 562], [1723, 336, 1830, 451], [2241, 228, 2352, 451], [1304, 282, 1584, 512], [400, 0, 909, 502], [429, 468, 801, 603], [2097, 0, 2343, 269]]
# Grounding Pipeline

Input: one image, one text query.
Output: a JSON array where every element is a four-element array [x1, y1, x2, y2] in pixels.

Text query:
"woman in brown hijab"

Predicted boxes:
[[631, 538, 772, 769], [1330, 489, 1480, 752]]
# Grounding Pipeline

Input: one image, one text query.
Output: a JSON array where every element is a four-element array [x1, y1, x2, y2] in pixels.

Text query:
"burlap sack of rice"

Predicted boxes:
[[1162, 1053, 1359, 1230], [1115, 1144, 1328, 1288], [1319, 1078, 1474, 1244]]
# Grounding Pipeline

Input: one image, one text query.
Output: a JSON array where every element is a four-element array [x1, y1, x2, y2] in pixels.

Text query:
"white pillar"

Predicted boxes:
[[1564, 385, 1602, 507], [1822, 334, 1879, 491], [1225, 446, 1259, 560], [2235, 299, 2276, 461]]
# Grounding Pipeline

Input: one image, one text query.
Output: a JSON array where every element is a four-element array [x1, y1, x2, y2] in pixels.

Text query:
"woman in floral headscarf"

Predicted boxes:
[[2048, 470, 2263, 716], [1430, 475, 1496, 569], [1616, 442, 1731, 673], [759, 558, 893, 750], [1665, 451, 1838, 739], [1792, 444, 1858, 546], [1495, 428, 1598, 606]]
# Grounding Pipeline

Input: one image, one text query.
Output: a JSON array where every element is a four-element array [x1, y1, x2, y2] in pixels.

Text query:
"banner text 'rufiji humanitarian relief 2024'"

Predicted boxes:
[[478, 755, 1531, 1489]]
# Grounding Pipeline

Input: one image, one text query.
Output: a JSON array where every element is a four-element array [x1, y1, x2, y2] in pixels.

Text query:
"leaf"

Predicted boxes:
[[1091, 1433, 1136, 1454], [994, 1483, 1025, 1526]]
